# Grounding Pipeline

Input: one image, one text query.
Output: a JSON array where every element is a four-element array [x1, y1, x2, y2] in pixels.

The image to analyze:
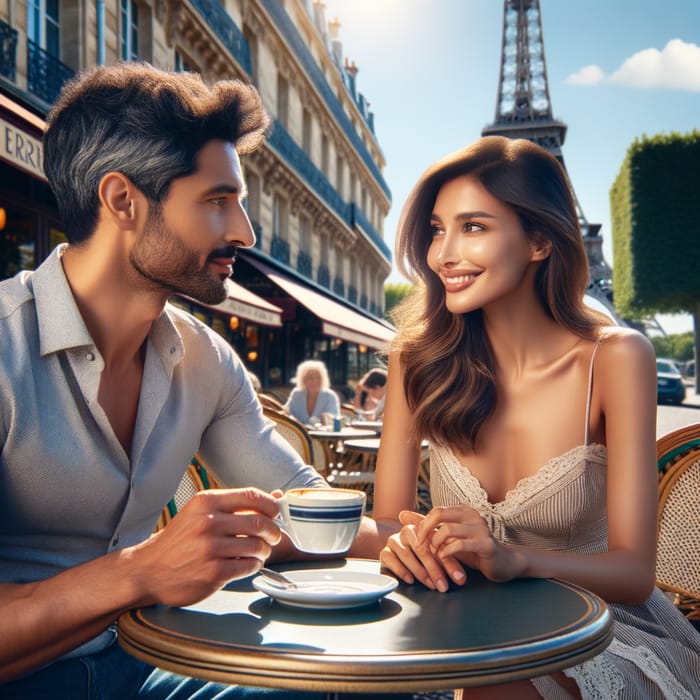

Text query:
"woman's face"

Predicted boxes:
[[426, 175, 543, 315], [303, 371, 322, 392]]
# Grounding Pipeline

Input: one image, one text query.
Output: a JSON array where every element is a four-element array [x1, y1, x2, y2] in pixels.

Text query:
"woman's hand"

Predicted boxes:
[[379, 510, 466, 592], [416, 506, 527, 583]]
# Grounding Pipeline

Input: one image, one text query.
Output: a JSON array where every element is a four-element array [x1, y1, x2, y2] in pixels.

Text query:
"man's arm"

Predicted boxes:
[[0, 488, 281, 683]]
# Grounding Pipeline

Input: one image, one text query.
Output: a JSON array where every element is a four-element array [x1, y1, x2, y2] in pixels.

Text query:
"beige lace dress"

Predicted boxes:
[[429, 345, 700, 698]]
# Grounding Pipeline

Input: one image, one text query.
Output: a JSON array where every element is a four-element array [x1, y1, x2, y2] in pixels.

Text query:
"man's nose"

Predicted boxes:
[[226, 204, 256, 249]]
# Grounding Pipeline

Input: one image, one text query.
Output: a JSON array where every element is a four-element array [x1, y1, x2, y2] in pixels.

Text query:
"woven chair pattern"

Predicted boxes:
[[262, 407, 314, 465], [656, 449, 700, 621], [656, 422, 700, 478]]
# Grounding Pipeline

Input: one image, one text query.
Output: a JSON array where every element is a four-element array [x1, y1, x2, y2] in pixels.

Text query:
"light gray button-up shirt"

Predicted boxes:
[[0, 245, 324, 656]]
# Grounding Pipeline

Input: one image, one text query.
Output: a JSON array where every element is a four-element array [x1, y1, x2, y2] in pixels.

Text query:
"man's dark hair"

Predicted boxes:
[[43, 61, 270, 243]]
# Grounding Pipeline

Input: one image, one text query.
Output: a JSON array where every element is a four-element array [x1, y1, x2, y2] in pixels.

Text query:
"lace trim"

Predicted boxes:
[[560, 652, 625, 699], [432, 443, 607, 520]]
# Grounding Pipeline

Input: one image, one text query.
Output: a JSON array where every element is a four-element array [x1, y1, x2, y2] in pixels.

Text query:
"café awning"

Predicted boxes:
[[243, 256, 395, 348], [177, 278, 283, 327]]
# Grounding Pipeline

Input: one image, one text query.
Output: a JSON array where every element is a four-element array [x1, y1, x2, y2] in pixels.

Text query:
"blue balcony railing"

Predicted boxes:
[[317, 264, 330, 289], [27, 39, 74, 105], [297, 250, 312, 277], [333, 276, 345, 297], [259, 0, 390, 202], [190, 0, 251, 74], [270, 235, 290, 265], [360, 294, 368, 310], [351, 204, 391, 260], [251, 219, 263, 250], [0, 19, 18, 81], [348, 285, 357, 304]]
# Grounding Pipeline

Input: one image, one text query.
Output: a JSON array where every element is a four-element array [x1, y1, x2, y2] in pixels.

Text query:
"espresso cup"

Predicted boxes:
[[275, 488, 366, 554]]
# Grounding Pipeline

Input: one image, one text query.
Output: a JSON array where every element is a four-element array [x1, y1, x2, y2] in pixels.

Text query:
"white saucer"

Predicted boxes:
[[252, 569, 398, 609]]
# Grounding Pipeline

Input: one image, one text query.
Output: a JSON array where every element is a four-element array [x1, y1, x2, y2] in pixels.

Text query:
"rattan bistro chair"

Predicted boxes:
[[656, 424, 700, 625], [155, 455, 220, 532], [262, 406, 315, 465], [656, 422, 700, 479]]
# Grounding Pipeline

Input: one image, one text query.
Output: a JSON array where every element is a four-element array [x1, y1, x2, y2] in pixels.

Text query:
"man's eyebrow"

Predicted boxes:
[[202, 183, 248, 199]]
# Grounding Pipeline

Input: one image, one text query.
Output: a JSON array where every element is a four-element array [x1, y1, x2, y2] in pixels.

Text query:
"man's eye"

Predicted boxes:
[[209, 197, 226, 207]]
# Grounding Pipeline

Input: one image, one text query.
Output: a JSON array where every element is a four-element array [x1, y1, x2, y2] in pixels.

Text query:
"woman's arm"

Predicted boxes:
[[419, 330, 659, 604], [368, 352, 425, 553]]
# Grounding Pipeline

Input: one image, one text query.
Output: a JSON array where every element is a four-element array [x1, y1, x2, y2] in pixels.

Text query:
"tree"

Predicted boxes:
[[384, 282, 413, 322], [610, 131, 700, 390]]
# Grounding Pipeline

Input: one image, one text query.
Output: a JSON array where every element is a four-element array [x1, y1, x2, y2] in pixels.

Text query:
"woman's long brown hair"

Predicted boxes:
[[392, 136, 607, 452]]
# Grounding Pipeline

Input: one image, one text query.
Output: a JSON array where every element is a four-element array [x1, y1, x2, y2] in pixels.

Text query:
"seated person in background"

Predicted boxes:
[[0, 62, 381, 697], [353, 368, 388, 419], [284, 360, 340, 425]]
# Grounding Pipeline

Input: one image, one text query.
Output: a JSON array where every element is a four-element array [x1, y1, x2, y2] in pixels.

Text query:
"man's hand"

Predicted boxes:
[[129, 487, 282, 608]]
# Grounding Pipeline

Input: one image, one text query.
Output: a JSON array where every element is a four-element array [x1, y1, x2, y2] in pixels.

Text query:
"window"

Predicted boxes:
[[321, 133, 329, 175], [302, 108, 312, 153], [27, 0, 60, 55], [277, 73, 289, 129], [336, 154, 344, 195], [273, 194, 289, 239], [121, 0, 139, 61]]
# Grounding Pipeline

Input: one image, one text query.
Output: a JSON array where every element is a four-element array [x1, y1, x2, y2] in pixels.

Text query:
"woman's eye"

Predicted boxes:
[[429, 223, 443, 237], [462, 222, 482, 233]]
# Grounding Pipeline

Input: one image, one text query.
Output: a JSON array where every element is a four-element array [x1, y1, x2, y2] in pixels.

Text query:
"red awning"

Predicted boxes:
[[243, 256, 395, 348], [177, 278, 283, 327]]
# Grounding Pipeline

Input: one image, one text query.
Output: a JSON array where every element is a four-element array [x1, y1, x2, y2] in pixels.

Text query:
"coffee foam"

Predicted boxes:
[[290, 489, 361, 502]]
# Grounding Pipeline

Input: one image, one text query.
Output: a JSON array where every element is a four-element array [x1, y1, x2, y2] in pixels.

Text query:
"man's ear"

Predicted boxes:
[[530, 234, 552, 262], [98, 172, 143, 229]]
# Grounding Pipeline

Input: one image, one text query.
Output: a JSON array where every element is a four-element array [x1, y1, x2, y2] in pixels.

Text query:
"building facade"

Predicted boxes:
[[0, 0, 394, 396]]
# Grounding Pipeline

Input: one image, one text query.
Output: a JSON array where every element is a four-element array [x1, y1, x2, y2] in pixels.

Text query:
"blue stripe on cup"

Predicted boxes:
[[289, 505, 363, 521]]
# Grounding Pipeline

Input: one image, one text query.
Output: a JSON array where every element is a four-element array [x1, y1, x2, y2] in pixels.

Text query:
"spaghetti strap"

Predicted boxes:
[[584, 337, 604, 446]]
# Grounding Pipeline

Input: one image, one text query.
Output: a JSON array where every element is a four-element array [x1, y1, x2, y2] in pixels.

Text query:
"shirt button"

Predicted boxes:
[[85, 351, 95, 361], [170, 347, 177, 354], [112, 535, 120, 547]]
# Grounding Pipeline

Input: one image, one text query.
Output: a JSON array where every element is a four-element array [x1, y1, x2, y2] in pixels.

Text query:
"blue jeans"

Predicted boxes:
[[0, 641, 324, 700]]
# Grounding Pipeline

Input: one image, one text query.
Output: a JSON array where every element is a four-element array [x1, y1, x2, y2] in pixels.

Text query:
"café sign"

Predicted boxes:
[[1, 115, 46, 181]]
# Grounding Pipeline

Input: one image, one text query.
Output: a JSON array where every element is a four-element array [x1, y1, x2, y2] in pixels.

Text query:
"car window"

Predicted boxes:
[[656, 360, 680, 375]]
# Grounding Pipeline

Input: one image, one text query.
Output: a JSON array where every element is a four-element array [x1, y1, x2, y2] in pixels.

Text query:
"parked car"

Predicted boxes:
[[656, 358, 686, 404]]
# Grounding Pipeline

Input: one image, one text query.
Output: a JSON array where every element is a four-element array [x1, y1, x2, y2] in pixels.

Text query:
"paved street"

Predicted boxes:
[[657, 381, 700, 438]]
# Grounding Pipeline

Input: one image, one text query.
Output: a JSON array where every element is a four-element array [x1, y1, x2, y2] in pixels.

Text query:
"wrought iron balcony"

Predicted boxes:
[[317, 264, 330, 289], [0, 19, 18, 81], [360, 294, 368, 310], [259, 0, 390, 202], [351, 204, 391, 260], [189, 0, 251, 74], [27, 39, 74, 105], [348, 285, 357, 304], [333, 276, 345, 297], [268, 121, 351, 225], [296, 250, 312, 277], [270, 235, 290, 265]]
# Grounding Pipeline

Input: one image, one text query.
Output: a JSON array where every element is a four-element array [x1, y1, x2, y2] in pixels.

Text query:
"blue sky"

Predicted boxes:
[[322, 0, 699, 334]]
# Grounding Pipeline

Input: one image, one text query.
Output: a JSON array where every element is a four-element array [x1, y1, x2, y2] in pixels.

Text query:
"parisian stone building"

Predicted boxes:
[[0, 0, 394, 395]]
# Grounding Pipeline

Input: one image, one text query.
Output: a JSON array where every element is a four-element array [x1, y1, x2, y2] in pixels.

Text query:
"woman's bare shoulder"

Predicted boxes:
[[596, 325, 655, 367]]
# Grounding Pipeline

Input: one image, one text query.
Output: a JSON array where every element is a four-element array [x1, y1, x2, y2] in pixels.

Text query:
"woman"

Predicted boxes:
[[284, 360, 340, 425], [373, 136, 700, 698], [353, 368, 388, 419]]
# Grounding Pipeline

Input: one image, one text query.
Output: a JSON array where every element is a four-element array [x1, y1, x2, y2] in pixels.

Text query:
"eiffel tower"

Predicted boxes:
[[482, 0, 621, 321]]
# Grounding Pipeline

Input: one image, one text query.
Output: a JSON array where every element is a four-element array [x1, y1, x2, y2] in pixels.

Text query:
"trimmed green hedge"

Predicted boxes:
[[610, 131, 700, 316]]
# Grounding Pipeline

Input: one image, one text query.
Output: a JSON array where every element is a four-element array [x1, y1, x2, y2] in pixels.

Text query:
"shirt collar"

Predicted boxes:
[[32, 244, 184, 365]]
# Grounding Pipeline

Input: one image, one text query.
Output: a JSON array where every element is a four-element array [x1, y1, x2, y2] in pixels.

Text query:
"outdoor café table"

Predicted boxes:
[[308, 427, 377, 470], [118, 558, 613, 698], [348, 420, 383, 434]]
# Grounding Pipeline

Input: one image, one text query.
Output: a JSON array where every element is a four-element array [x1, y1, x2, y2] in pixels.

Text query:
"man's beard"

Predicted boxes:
[[129, 205, 230, 305]]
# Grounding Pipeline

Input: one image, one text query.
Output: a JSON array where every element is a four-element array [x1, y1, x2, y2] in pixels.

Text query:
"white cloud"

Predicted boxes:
[[608, 39, 700, 91], [564, 64, 605, 86], [565, 39, 700, 92]]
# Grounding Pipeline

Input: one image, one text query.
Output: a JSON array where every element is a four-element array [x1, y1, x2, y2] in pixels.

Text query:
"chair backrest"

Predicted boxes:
[[263, 406, 314, 464], [155, 455, 219, 532], [656, 422, 700, 478], [258, 393, 287, 412], [656, 449, 700, 599]]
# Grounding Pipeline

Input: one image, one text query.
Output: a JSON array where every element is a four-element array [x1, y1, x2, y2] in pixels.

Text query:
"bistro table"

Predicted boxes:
[[119, 558, 613, 697], [308, 427, 377, 471]]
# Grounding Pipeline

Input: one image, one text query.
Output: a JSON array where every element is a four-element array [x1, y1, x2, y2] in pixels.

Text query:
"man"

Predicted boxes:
[[0, 62, 377, 697]]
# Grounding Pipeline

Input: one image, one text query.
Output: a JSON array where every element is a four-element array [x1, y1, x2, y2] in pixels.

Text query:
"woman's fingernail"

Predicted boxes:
[[436, 579, 448, 593], [453, 570, 466, 582]]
